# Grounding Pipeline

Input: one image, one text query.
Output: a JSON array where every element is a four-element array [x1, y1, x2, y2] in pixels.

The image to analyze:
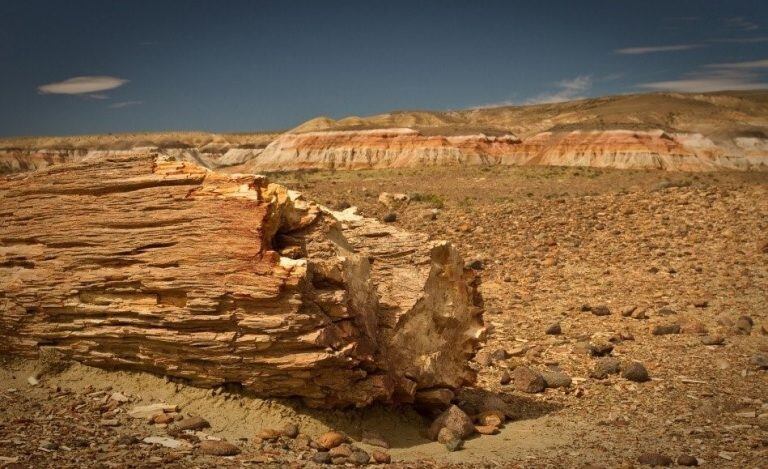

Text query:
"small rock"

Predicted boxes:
[[474, 424, 499, 435], [116, 435, 139, 446], [331, 456, 348, 465], [415, 388, 454, 408], [545, 322, 562, 335], [128, 403, 178, 420], [474, 350, 493, 367], [631, 308, 648, 320], [316, 431, 347, 450], [652, 323, 681, 335], [198, 439, 240, 456], [677, 454, 699, 466], [622, 361, 650, 383], [100, 419, 120, 427], [591, 305, 611, 316], [701, 335, 725, 346], [592, 357, 622, 379], [350, 450, 370, 465], [371, 450, 391, 464], [109, 392, 130, 403], [692, 299, 708, 308], [590, 342, 614, 357], [382, 212, 397, 223], [329, 444, 352, 458], [437, 427, 458, 444], [152, 413, 176, 424], [476, 410, 505, 427], [170, 415, 210, 434], [142, 436, 190, 449], [751, 353, 768, 370], [255, 428, 282, 441], [428, 405, 475, 440], [444, 437, 463, 452], [27, 376, 39, 386], [39, 440, 58, 451], [637, 452, 673, 466], [499, 371, 511, 385], [465, 259, 484, 270], [681, 320, 708, 335], [512, 366, 546, 393], [656, 307, 676, 316], [490, 348, 509, 361], [541, 371, 572, 388], [621, 305, 637, 317], [281, 423, 299, 439], [735, 315, 753, 334], [312, 452, 331, 464]]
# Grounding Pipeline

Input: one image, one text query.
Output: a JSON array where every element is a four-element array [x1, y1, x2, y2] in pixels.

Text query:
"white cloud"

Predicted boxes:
[[525, 75, 592, 104], [109, 100, 143, 109], [38, 76, 128, 95], [705, 58, 768, 69], [639, 69, 768, 93], [709, 36, 768, 44], [725, 17, 758, 32], [615, 44, 703, 55]]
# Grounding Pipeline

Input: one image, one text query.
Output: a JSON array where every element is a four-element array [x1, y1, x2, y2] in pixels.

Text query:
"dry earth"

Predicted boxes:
[[2, 164, 768, 468]]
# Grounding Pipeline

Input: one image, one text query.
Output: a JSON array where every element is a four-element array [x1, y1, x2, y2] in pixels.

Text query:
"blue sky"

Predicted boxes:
[[1, 0, 767, 136]]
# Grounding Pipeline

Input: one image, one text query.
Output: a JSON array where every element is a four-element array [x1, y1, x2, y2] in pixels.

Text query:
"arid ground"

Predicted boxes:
[[2, 165, 767, 468]]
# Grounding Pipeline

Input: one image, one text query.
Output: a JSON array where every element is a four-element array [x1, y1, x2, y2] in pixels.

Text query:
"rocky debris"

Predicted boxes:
[[476, 410, 505, 428], [511, 367, 546, 393], [590, 305, 611, 316], [350, 449, 371, 465], [198, 439, 240, 456], [590, 342, 615, 357], [637, 452, 673, 466], [315, 431, 347, 450], [622, 362, 651, 383], [680, 319, 708, 335], [542, 371, 572, 388], [621, 305, 638, 317], [428, 405, 475, 440], [652, 323, 681, 335], [0, 153, 484, 408], [545, 322, 562, 335]]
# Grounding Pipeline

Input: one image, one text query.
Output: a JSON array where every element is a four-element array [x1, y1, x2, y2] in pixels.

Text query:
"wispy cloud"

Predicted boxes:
[[38, 76, 128, 95], [725, 16, 759, 32], [109, 100, 143, 109], [709, 36, 768, 44], [705, 58, 768, 70], [615, 44, 703, 55], [638, 57, 768, 92], [525, 76, 593, 104]]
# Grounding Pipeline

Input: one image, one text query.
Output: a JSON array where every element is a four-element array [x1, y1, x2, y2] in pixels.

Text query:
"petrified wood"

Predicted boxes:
[[0, 153, 483, 407]]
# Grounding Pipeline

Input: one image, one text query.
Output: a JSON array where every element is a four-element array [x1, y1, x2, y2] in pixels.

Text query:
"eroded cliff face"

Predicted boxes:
[[0, 153, 483, 408], [235, 128, 768, 172], [0, 147, 264, 174]]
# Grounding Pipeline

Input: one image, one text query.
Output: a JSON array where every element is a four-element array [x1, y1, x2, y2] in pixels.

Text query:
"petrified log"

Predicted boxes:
[[0, 153, 483, 407]]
